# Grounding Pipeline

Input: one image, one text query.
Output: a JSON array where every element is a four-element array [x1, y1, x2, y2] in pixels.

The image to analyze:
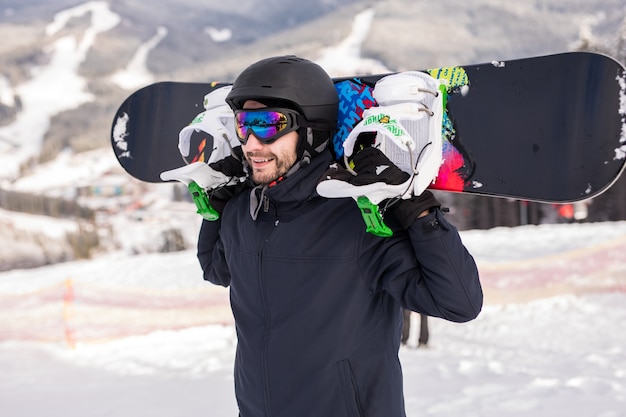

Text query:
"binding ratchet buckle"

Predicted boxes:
[[188, 181, 220, 221], [356, 196, 393, 237]]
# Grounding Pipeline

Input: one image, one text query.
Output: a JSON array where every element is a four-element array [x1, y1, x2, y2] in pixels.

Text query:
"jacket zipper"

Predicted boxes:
[[259, 215, 274, 417], [263, 195, 270, 213]]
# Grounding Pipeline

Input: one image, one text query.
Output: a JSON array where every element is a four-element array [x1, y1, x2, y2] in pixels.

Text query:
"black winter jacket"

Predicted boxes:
[[198, 149, 482, 417]]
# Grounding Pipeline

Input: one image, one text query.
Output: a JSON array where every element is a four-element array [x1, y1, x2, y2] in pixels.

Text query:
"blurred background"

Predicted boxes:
[[0, 3, 625, 416], [1, 0, 625, 273], [0, 0, 624, 320]]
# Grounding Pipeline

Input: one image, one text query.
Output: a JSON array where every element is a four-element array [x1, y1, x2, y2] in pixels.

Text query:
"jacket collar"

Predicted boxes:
[[249, 149, 333, 220]]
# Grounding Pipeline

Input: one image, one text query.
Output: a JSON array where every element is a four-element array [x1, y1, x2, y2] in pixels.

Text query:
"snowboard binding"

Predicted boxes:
[[162, 72, 447, 232], [160, 86, 244, 220], [318, 71, 446, 236]]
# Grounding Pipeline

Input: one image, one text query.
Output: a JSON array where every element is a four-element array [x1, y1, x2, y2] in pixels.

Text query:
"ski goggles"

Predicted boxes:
[[234, 108, 301, 145]]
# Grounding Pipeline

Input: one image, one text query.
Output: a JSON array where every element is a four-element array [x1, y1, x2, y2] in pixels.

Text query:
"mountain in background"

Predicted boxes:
[[1, 0, 624, 155], [0, 0, 624, 269]]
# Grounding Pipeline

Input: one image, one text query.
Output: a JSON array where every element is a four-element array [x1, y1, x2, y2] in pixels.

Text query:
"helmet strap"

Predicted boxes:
[[297, 127, 329, 159]]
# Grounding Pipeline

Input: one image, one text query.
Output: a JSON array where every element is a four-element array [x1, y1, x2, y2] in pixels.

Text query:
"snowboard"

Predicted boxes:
[[111, 51, 626, 203]]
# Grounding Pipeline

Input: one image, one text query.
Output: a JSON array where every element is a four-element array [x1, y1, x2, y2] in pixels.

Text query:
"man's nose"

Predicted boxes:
[[243, 133, 265, 150]]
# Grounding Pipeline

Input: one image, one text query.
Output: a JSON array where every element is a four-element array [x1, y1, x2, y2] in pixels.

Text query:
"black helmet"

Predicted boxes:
[[226, 56, 338, 154]]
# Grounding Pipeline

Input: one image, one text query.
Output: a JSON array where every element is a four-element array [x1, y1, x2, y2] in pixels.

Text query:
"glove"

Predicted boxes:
[[317, 147, 414, 204], [391, 191, 441, 229], [207, 146, 249, 214], [350, 148, 441, 229]]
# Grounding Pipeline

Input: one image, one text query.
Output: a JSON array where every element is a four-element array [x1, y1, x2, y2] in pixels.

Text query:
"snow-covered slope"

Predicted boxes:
[[0, 3, 625, 415], [1, 221, 625, 416]]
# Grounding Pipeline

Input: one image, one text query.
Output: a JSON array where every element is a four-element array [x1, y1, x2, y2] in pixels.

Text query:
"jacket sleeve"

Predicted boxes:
[[197, 218, 231, 287], [370, 208, 483, 322]]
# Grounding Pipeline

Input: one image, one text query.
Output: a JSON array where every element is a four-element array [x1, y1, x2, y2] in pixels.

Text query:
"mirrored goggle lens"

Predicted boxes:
[[234, 108, 299, 144]]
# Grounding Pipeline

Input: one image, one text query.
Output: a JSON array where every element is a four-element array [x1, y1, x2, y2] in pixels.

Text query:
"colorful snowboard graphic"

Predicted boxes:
[[332, 66, 472, 193]]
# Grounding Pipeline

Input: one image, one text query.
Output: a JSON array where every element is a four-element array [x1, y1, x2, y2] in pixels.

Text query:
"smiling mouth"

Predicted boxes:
[[247, 153, 275, 166]]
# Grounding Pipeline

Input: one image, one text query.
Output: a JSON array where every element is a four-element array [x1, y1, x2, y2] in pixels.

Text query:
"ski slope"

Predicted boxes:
[[1, 221, 625, 417]]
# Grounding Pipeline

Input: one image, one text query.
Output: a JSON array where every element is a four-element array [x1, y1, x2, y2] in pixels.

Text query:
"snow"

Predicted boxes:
[[205, 26, 233, 43], [1, 2, 626, 416], [0, 1, 120, 181], [111, 27, 168, 90], [11, 148, 120, 195], [316, 8, 391, 77], [617, 70, 626, 159], [111, 112, 132, 158], [1, 221, 626, 416], [45, 1, 120, 37], [0, 75, 15, 107]]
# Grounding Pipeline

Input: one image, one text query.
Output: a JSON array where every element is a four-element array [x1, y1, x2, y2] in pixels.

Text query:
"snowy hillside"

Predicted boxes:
[[0, 2, 625, 415], [0, 0, 625, 269], [1, 221, 625, 416]]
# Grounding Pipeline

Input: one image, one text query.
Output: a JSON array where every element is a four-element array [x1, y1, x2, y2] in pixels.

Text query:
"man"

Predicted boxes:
[[198, 55, 482, 417]]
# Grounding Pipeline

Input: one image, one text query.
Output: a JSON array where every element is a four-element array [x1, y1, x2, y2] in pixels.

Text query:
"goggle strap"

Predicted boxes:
[[296, 115, 336, 131]]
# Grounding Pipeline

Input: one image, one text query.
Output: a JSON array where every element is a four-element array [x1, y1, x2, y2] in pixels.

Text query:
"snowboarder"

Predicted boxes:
[[197, 55, 482, 417]]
